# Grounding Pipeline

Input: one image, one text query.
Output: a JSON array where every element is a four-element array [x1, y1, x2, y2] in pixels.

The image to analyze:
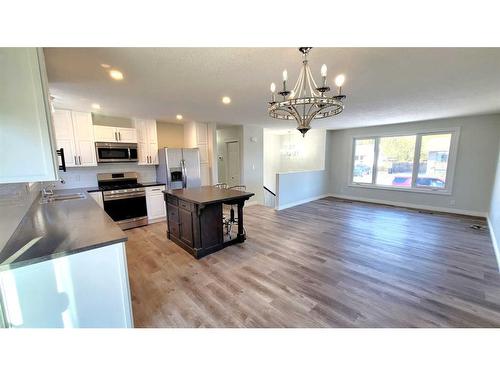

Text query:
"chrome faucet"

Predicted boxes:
[[41, 178, 65, 198]]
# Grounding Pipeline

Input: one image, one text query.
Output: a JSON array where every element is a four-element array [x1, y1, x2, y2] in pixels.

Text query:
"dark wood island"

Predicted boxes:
[[164, 186, 254, 259]]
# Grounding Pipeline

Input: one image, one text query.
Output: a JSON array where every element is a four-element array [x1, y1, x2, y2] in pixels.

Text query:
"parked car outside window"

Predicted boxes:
[[391, 176, 445, 188]]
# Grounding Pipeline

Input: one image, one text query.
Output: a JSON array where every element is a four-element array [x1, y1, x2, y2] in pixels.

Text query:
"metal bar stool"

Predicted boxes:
[[224, 185, 246, 239]]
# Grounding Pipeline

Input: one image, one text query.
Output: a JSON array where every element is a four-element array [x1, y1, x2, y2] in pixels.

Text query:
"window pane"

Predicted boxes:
[[353, 139, 375, 183], [416, 133, 451, 189], [376, 135, 416, 187]]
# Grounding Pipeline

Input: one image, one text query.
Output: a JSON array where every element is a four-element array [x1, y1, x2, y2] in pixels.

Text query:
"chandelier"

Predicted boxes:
[[267, 47, 347, 136]]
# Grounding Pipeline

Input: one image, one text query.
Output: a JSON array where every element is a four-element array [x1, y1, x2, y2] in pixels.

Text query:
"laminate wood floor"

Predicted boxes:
[[125, 197, 500, 327]]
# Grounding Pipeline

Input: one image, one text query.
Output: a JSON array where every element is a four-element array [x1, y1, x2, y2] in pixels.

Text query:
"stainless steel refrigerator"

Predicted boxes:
[[156, 148, 201, 189]]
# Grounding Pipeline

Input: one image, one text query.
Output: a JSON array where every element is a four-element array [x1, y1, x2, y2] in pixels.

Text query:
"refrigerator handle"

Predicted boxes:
[[181, 159, 187, 188]]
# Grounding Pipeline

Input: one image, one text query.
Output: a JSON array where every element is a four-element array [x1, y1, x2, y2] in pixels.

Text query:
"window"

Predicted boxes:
[[376, 135, 416, 186], [350, 130, 457, 193], [352, 139, 375, 184]]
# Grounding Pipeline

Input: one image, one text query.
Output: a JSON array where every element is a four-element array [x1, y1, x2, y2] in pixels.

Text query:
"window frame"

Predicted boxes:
[[348, 127, 460, 195]]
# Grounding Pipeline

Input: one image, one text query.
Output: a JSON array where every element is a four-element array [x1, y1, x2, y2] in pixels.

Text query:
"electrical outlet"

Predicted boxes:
[[450, 199, 456, 206]]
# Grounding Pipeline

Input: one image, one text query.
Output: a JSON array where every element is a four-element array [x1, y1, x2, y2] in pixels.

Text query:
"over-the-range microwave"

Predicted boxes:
[[95, 142, 139, 163]]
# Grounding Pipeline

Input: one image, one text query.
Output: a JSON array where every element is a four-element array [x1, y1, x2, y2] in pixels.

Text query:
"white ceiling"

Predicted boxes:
[[44, 48, 500, 130]]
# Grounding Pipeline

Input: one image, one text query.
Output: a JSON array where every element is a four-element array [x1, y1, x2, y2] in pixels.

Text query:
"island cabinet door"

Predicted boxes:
[[178, 207, 194, 247]]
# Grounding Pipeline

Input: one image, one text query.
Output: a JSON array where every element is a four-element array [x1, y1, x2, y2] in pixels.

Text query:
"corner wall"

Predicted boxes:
[[328, 114, 500, 216], [243, 125, 264, 204], [488, 138, 500, 264]]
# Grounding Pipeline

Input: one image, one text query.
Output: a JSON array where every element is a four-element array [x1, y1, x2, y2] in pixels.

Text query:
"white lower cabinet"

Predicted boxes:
[[0, 242, 133, 328], [146, 185, 166, 222], [89, 191, 104, 208]]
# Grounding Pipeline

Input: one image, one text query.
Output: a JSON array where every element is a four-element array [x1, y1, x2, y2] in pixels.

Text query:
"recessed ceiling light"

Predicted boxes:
[[176, 114, 183, 120], [109, 70, 124, 80], [91, 103, 101, 110], [222, 96, 231, 104], [100, 63, 111, 68]]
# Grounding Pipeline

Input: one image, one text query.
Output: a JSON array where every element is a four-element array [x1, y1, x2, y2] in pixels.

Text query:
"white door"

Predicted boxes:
[[134, 119, 149, 165], [94, 125, 117, 142], [147, 120, 158, 164], [72, 111, 96, 166], [0, 48, 59, 183], [226, 141, 241, 185], [196, 122, 208, 144], [146, 186, 166, 221], [116, 127, 137, 143], [52, 110, 77, 167]]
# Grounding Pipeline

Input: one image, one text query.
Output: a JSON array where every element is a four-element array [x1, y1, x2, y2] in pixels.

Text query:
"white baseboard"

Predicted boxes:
[[329, 194, 487, 218], [487, 216, 500, 272], [276, 194, 330, 210]]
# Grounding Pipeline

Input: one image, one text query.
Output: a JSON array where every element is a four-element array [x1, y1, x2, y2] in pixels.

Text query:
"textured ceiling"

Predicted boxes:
[[44, 47, 500, 129]]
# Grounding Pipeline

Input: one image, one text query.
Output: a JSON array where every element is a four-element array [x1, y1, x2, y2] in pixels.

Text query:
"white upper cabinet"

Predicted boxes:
[[134, 119, 158, 165], [93, 125, 117, 142], [52, 110, 77, 168], [52, 110, 97, 167], [94, 125, 137, 143], [184, 122, 210, 186], [0, 48, 59, 183]]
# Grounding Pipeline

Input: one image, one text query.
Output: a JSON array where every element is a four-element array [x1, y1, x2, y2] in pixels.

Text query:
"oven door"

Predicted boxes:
[[96, 142, 138, 163], [103, 192, 147, 222]]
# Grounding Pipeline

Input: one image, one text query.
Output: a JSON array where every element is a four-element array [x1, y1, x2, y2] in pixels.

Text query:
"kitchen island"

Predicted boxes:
[[164, 186, 254, 259]]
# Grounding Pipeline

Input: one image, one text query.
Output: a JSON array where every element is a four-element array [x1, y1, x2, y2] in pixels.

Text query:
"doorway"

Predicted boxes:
[[216, 125, 243, 186], [226, 141, 241, 185]]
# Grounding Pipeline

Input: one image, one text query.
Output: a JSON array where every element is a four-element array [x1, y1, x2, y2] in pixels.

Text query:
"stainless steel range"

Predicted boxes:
[[97, 172, 148, 230]]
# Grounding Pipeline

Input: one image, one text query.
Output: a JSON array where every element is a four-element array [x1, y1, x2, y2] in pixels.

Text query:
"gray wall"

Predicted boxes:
[[242, 125, 264, 204], [489, 138, 500, 252], [329, 114, 500, 216]]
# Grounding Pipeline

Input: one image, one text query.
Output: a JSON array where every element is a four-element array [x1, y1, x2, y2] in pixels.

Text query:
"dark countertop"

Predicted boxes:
[[0, 188, 127, 271], [166, 186, 254, 205]]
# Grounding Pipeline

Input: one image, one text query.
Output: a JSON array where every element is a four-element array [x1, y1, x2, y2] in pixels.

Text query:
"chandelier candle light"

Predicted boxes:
[[268, 47, 347, 136]]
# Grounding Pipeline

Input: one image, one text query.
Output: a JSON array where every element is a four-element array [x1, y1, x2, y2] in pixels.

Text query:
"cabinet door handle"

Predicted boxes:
[[118, 132, 121, 141], [114, 132, 117, 141], [74, 156, 78, 165], [56, 148, 66, 172], [78, 156, 81, 165]]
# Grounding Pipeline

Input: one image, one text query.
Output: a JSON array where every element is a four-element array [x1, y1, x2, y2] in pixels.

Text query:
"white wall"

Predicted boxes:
[[276, 170, 330, 210], [263, 130, 281, 193], [329, 114, 500, 216], [263, 129, 326, 195], [489, 138, 500, 258], [242, 125, 264, 204], [274, 131, 331, 210], [54, 164, 157, 189], [279, 130, 326, 172]]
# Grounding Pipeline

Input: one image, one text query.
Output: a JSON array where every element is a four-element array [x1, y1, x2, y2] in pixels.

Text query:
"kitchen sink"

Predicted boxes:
[[40, 192, 86, 204]]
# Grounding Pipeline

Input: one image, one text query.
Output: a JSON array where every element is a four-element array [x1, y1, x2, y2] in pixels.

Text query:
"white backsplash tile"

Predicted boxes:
[[55, 164, 157, 189]]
